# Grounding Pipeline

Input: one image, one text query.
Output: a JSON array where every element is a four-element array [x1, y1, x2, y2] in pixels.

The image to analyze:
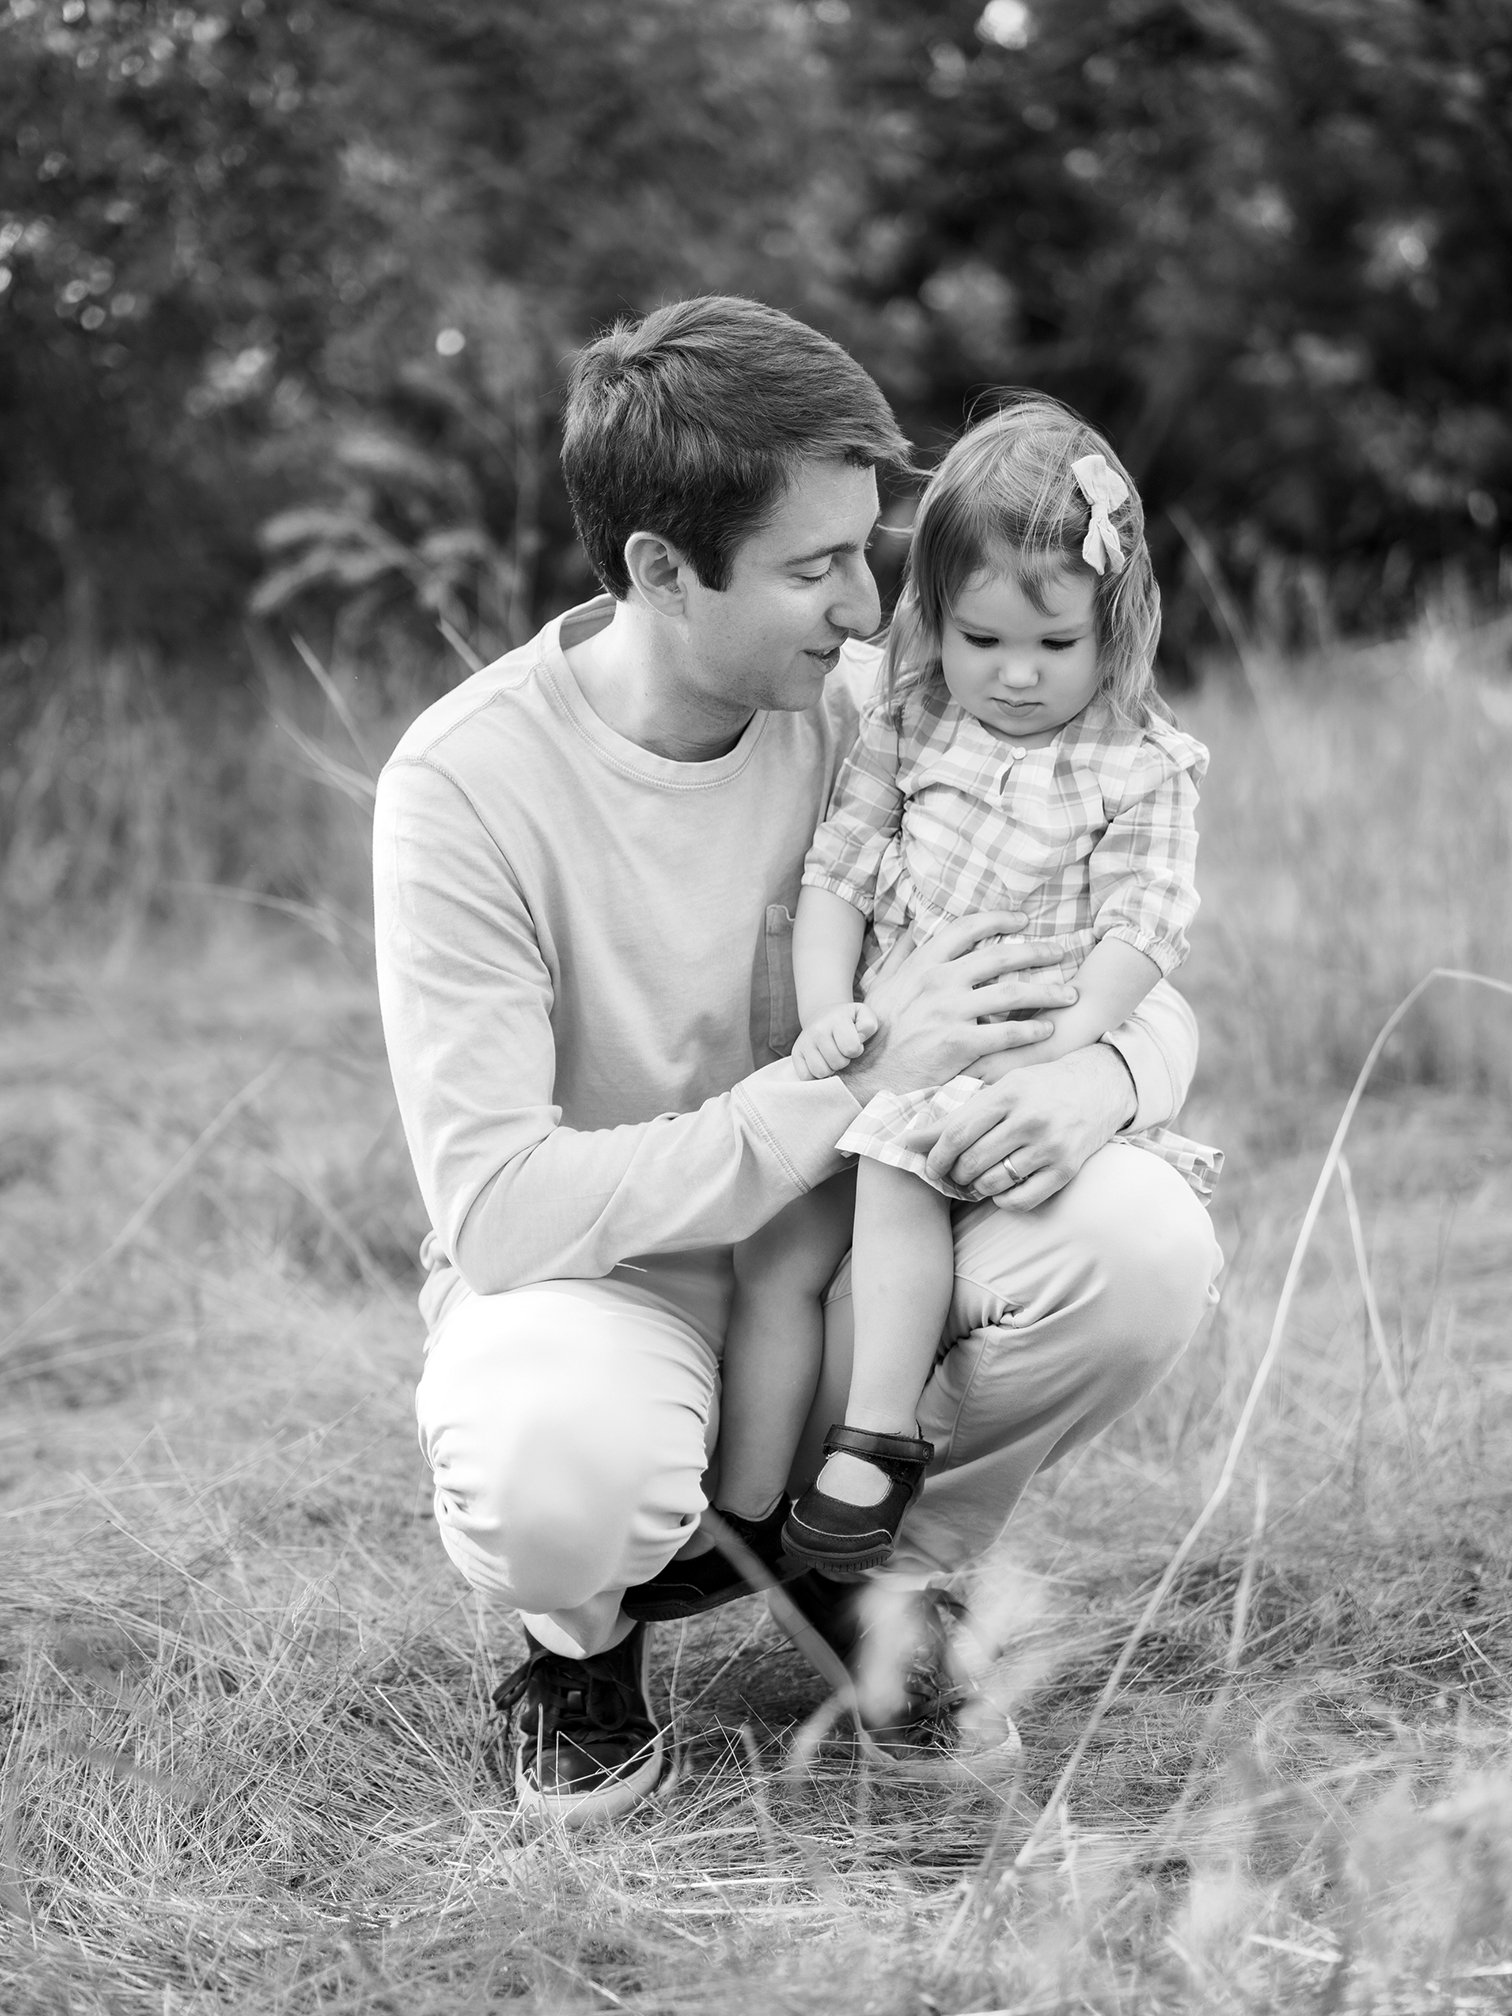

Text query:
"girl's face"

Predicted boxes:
[[939, 564, 1100, 747]]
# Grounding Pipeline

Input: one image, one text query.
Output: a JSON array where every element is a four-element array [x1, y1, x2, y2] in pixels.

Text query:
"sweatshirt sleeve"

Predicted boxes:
[[1100, 978, 1199, 1133], [373, 756, 863, 1295]]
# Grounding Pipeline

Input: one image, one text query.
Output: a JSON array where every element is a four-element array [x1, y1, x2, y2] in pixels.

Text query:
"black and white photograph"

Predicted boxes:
[[2, 1, 1510, 2009]]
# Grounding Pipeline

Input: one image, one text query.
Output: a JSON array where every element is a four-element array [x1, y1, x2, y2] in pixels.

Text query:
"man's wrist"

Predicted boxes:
[[837, 1050, 884, 1108], [1095, 1036, 1139, 1132]]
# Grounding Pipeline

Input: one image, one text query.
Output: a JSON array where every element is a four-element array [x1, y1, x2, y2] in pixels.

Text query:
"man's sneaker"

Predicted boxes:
[[621, 1500, 802, 1622], [492, 1622, 665, 1825], [774, 1569, 1019, 1761]]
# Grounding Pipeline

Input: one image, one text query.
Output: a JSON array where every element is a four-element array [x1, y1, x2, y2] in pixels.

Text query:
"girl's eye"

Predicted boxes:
[[1043, 637, 1076, 652], [963, 633, 997, 649]]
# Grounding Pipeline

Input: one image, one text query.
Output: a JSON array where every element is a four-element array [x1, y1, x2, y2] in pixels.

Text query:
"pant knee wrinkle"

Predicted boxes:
[[924, 1320, 1008, 1472], [950, 1265, 1017, 1330]]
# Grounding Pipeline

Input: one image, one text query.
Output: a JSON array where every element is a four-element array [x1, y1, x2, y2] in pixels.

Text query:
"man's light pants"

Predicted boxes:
[[415, 1143, 1222, 1658]]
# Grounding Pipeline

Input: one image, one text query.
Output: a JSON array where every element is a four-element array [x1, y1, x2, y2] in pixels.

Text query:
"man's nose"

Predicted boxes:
[[828, 554, 882, 639]]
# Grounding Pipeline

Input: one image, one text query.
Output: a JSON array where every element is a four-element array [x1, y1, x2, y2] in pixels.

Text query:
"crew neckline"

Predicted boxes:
[[541, 597, 769, 788]]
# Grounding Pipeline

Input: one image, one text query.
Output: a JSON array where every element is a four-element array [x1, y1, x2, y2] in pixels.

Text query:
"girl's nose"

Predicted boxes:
[[999, 654, 1039, 689]]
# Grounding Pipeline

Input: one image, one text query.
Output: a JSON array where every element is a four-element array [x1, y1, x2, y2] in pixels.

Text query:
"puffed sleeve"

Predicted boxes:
[[800, 697, 906, 916], [1088, 724, 1208, 976]]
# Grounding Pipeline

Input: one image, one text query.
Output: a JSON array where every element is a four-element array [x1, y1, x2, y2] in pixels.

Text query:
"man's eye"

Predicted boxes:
[[798, 563, 835, 583]]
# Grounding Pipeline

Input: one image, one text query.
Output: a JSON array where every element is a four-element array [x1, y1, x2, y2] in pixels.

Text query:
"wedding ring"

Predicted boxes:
[[1001, 1152, 1024, 1185]]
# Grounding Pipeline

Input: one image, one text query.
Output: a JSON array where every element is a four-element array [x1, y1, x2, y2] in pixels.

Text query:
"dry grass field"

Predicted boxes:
[[3, 613, 1511, 2014]]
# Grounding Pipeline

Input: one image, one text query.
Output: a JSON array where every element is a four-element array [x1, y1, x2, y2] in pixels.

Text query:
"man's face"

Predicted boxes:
[[678, 458, 882, 715]]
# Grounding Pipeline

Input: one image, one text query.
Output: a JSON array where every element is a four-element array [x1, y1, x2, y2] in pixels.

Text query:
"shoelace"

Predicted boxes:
[[491, 1645, 640, 1743]]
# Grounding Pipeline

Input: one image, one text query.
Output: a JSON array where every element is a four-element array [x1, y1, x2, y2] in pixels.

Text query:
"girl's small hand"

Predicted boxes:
[[792, 1003, 879, 1081]]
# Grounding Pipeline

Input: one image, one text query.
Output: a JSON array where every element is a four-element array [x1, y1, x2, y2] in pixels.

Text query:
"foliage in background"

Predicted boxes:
[[0, 0, 346, 654], [0, 0, 842, 677], [823, 0, 1512, 661], [1, 0, 1509, 690]]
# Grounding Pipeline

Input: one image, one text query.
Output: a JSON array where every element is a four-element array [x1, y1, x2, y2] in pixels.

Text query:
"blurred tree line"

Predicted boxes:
[[2, 0, 1508, 696]]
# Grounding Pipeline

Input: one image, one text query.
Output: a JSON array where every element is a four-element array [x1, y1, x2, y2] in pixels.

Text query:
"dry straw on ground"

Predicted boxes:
[[2, 611, 1511, 2012]]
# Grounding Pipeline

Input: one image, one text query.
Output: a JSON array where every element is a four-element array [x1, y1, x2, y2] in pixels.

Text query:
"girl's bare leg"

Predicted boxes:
[[816, 1159, 955, 1507], [715, 1171, 856, 1523]]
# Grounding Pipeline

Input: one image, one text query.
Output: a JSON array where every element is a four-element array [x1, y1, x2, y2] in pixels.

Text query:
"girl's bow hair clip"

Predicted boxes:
[[1071, 453, 1129, 576]]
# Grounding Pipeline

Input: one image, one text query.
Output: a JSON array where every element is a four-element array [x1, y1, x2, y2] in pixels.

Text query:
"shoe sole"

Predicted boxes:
[[512, 1630, 667, 1828], [514, 1731, 666, 1827], [780, 1530, 896, 1578]]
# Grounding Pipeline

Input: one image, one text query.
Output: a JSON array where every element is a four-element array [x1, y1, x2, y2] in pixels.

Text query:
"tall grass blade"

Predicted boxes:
[[998, 967, 1512, 1878], [169, 881, 372, 949], [437, 616, 486, 674], [1168, 504, 1287, 790], [699, 1511, 897, 1772], [1336, 1152, 1418, 1472], [737, 1722, 780, 1874], [267, 703, 377, 807], [290, 631, 378, 776]]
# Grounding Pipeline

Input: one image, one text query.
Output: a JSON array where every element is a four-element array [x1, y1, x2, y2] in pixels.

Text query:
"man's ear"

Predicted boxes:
[[622, 530, 694, 615]]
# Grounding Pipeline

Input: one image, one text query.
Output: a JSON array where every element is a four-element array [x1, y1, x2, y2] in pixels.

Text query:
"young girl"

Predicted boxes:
[[637, 396, 1221, 1608]]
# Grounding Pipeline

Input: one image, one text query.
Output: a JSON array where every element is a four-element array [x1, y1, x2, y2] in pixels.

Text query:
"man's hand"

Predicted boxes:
[[841, 913, 1077, 1107], [793, 1002, 879, 1082], [922, 1044, 1138, 1211]]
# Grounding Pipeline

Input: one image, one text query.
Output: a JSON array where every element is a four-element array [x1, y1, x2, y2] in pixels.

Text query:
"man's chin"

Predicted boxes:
[[771, 655, 841, 710]]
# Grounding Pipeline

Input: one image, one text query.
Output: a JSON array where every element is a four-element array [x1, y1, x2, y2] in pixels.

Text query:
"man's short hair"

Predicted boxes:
[[562, 295, 912, 598]]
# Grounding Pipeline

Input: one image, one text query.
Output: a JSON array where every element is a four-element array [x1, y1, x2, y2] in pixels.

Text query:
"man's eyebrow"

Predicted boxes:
[[783, 517, 882, 566]]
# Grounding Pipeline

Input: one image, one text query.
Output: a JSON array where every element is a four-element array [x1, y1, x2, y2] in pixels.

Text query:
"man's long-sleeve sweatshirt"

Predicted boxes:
[[372, 599, 1200, 1334]]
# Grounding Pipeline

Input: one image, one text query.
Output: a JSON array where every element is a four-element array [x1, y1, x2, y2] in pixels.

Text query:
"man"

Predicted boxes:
[[373, 296, 1220, 1826]]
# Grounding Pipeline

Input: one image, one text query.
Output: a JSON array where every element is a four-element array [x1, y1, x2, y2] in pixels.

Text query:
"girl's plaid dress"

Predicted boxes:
[[802, 682, 1223, 1205]]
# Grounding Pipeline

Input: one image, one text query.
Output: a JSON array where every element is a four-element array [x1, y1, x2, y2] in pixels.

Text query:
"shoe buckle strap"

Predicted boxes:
[[821, 1424, 934, 1481]]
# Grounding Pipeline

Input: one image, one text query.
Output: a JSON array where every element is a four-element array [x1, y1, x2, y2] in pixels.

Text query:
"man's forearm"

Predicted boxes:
[[445, 1064, 860, 1294]]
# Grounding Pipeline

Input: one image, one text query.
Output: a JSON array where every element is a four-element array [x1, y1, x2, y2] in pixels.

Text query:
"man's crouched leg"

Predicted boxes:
[[415, 1275, 721, 1823]]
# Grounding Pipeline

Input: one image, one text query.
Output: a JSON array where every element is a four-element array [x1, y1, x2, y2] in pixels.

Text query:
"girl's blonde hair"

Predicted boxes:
[[884, 394, 1161, 727]]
